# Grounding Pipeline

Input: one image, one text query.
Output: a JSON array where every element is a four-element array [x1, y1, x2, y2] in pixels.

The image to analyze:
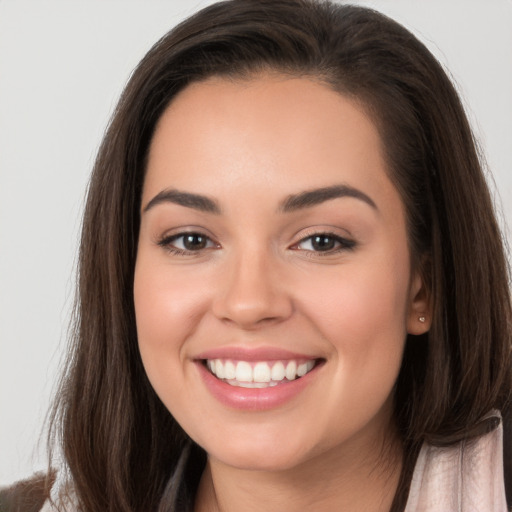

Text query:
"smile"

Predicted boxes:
[[205, 359, 317, 388], [195, 348, 324, 410]]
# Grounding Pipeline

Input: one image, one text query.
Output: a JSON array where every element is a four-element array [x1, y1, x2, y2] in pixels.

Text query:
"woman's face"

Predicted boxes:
[[134, 75, 429, 472]]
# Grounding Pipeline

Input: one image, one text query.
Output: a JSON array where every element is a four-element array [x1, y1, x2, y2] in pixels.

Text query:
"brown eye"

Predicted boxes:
[[311, 235, 337, 251], [182, 233, 208, 250], [158, 232, 217, 254], [295, 233, 356, 253]]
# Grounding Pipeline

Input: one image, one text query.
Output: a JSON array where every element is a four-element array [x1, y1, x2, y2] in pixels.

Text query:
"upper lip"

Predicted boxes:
[[194, 346, 320, 362]]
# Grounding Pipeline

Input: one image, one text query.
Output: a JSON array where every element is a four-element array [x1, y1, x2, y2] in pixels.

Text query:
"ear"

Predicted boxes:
[[406, 270, 432, 335]]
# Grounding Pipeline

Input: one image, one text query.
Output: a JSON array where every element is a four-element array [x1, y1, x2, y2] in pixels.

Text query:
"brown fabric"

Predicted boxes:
[[0, 472, 54, 512]]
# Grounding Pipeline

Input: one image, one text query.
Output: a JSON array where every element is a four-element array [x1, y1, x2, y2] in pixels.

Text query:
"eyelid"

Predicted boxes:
[[156, 228, 220, 255], [154, 226, 355, 256], [290, 229, 356, 254]]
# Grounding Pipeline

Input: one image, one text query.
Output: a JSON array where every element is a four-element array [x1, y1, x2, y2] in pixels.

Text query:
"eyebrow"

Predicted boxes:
[[280, 184, 377, 212], [143, 183, 377, 215], [143, 188, 221, 214]]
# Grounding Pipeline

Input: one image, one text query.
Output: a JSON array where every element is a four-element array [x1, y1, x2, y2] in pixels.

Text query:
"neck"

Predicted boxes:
[[194, 422, 403, 512]]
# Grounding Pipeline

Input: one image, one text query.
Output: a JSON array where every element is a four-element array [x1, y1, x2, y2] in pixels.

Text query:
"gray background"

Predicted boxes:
[[1, 0, 511, 486]]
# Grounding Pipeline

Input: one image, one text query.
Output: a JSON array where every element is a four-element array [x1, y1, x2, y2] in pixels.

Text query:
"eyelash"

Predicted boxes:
[[292, 232, 356, 256], [157, 232, 218, 256], [157, 231, 356, 257]]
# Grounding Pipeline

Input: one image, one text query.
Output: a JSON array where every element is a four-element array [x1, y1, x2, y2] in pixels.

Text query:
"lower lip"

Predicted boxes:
[[195, 361, 321, 411]]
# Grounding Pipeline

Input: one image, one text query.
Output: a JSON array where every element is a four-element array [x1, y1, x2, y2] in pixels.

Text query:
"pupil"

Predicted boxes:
[[184, 234, 206, 250], [312, 235, 335, 251]]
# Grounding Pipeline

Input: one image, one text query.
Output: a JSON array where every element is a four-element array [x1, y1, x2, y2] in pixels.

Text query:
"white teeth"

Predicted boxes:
[[285, 361, 297, 381], [235, 381, 268, 388], [253, 362, 271, 383], [235, 361, 253, 382], [297, 362, 308, 377], [224, 360, 236, 379], [206, 358, 317, 385], [215, 359, 225, 379], [297, 360, 315, 377], [271, 361, 285, 381]]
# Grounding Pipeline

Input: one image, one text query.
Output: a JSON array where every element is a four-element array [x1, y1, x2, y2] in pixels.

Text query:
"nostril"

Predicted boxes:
[[211, 261, 293, 328]]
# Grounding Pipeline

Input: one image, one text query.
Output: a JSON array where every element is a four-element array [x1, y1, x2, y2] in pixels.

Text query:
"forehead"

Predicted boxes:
[[143, 74, 399, 216]]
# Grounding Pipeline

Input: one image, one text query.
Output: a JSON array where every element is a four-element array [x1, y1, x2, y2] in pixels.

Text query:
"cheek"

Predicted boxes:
[[135, 256, 207, 336], [133, 257, 208, 393], [300, 261, 410, 345], [295, 254, 410, 400], [299, 266, 408, 430]]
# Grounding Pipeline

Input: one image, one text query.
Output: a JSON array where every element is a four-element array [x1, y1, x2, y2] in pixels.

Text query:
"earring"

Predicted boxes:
[[419, 316, 426, 323]]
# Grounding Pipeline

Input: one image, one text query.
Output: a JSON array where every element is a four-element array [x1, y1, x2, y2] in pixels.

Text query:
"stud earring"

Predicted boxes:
[[419, 316, 426, 323]]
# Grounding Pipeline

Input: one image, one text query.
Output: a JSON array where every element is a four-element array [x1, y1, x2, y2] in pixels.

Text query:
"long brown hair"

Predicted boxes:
[[47, 1, 512, 510]]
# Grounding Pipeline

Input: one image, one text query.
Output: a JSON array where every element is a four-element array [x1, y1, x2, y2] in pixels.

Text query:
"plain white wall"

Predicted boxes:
[[1, 0, 511, 486]]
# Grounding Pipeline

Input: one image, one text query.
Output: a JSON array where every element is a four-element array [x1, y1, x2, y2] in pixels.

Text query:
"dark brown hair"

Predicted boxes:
[[47, 1, 512, 510]]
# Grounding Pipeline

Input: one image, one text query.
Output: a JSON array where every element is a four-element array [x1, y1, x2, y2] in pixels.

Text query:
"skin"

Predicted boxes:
[[134, 74, 430, 511]]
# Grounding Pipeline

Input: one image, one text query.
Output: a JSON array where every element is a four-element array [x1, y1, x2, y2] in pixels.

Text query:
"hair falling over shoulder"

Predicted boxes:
[[45, 1, 512, 510]]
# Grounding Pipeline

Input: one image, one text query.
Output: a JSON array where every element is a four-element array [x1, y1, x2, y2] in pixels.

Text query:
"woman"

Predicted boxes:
[[7, 0, 511, 510]]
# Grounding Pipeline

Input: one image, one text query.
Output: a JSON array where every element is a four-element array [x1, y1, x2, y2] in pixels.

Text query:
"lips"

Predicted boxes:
[[194, 348, 323, 410]]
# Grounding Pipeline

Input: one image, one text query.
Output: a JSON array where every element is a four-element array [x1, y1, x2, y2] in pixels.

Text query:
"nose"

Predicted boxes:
[[212, 248, 293, 329]]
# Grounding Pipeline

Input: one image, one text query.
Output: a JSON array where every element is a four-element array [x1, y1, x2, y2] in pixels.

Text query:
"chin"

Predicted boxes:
[[200, 430, 320, 473], [210, 448, 308, 473]]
